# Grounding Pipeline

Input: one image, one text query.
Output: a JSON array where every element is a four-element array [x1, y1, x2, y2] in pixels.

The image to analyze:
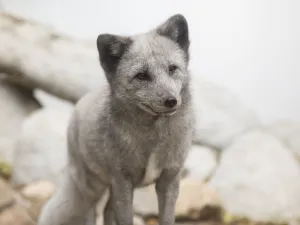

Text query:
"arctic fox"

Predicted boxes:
[[38, 14, 194, 225]]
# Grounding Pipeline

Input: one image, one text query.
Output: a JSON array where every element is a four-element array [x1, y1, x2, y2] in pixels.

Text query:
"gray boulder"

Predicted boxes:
[[34, 89, 74, 110], [0, 80, 40, 164], [184, 145, 217, 181], [210, 130, 300, 223], [267, 120, 300, 160], [12, 107, 72, 186], [191, 78, 260, 149]]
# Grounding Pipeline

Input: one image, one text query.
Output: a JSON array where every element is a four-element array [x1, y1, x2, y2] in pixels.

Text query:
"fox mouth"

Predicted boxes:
[[140, 103, 177, 116]]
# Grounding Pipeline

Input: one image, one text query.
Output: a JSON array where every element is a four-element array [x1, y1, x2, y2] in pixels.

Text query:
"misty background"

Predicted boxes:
[[2, 0, 300, 123]]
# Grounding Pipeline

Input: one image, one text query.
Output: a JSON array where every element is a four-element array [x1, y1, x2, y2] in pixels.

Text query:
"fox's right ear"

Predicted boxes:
[[96, 34, 132, 79]]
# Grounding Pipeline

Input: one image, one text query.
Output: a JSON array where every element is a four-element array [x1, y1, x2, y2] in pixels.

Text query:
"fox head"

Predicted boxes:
[[96, 14, 191, 116]]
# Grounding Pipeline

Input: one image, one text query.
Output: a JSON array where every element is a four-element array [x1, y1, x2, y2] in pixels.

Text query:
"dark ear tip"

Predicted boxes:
[[169, 14, 188, 27], [171, 14, 187, 22], [97, 34, 111, 48], [97, 34, 105, 51], [97, 34, 121, 54]]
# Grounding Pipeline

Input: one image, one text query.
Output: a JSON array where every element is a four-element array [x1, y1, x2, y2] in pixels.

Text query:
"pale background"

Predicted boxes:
[[2, 0, 299, 124]]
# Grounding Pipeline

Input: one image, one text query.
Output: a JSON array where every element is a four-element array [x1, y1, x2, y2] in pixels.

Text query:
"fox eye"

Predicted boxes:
[[168, 64, 178, 74], [135, 72, 150, 81]]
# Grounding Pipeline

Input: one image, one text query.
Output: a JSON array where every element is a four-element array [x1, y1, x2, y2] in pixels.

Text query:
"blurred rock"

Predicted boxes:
[[24, 198, 46, 222], [21, 180, 55, 202], [34, 89, 74, 110], [12, 108, 72, 186], [176, 223, 222, 225], [144, 218, 158, 225], [96, 214, 145, 225], [133, 177, 221, 221], [184, 145, 217, 181], [0, 204, 35, 225], [133, 215, 146, 225], [0, 177, 14, 210], [175, 178, 221, 220], [95, 188, 109, 219], [133, 185, 157, 216], [0, 161, 12, 179], [267, 120, 300, 160], [191, 78, 260, 149], [210, 130, 300, 223], [19, 180, 55, 221], [0, 80, 40, 164]]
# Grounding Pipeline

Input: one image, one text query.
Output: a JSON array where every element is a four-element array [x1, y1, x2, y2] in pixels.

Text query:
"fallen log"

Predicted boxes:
[[0, 12, 106, 103]]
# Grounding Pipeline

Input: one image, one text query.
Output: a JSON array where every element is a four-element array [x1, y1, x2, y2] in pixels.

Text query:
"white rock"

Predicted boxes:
[[21, 180, 56, 201], [267, 120, 300, 160], [12, 107, 72, 186], [0, 177, 14, 209], [96, 189, 109, 217], [175, 178, 221, 219], [191, 78, 260, 149], [132, 216, 145, 225], [0, 80, 40, 163], [34, 89, 73, 110], [96, 215, 144, 225], [184, 145, 217, 180], [210, 130, 300, 222]]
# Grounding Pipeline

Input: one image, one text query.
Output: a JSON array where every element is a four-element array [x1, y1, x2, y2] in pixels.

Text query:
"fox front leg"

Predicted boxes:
[[155, 169, 180, 225], [110, 173, 134, 225], [104, 196, 116, 225]]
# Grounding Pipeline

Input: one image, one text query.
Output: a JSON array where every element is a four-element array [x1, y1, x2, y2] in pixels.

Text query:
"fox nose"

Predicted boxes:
[[164, 97, 177, 108]]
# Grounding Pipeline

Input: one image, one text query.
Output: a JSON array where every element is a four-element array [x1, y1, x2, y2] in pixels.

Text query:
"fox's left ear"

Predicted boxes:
[[157, 14, 190, 54]]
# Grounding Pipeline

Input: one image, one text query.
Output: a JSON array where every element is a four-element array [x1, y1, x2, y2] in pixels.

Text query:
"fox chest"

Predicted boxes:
[[138, 152, 162, 187], [119, 119, 190, 187]]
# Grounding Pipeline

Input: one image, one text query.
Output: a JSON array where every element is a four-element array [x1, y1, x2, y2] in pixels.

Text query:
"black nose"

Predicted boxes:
[[164, 97, 177, 108]]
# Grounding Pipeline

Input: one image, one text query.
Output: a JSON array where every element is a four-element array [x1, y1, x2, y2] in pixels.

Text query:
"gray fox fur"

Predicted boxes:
[[38, 14, 194, 225]]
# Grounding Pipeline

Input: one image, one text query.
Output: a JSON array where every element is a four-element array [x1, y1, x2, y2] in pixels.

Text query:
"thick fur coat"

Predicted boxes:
[[38, 14, 194, 225]]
